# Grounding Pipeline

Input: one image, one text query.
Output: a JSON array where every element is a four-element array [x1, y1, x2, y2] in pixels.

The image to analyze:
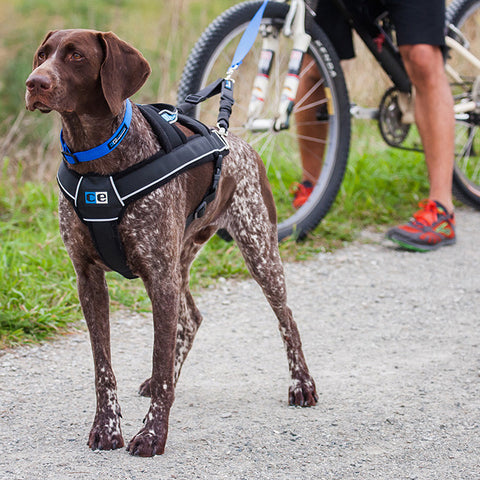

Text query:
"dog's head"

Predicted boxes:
[[25, 29, 151, 116]]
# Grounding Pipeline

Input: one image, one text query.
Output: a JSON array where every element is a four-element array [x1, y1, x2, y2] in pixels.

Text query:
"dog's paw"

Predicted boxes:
[[288, 377, 318, 407], [127, 428, 166, 457], [88, 422, 124, 451], [138, 377, 152, 397]]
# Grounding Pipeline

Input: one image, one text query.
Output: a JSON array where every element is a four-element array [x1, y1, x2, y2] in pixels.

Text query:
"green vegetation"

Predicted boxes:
[[0, 0, 430, 347], [0, 120, 429, 347]]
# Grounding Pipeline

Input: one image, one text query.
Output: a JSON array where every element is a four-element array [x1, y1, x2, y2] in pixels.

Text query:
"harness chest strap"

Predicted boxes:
[[57, 103, 229, 279]]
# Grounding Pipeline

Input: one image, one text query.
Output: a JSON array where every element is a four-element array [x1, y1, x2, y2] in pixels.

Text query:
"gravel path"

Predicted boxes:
[[1, 208, 480, 480]]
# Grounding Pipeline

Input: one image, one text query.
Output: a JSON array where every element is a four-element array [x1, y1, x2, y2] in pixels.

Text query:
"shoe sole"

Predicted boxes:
[[387, 232, 456, 252]]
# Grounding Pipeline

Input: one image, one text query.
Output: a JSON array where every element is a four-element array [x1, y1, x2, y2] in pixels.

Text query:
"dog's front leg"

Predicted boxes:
[[127, 274, 179, 456], [76, 264, 124, 451]]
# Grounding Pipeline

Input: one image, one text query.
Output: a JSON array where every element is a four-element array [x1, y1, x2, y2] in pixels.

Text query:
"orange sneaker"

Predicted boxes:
[[386, 200, 456, 252], [291, 181, 314, 209]]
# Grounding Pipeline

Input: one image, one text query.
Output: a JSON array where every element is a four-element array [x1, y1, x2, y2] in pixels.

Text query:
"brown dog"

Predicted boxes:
[[25, 29, 317, 456]]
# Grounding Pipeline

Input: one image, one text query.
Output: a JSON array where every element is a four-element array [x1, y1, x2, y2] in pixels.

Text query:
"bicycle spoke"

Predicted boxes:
[[294, 98, 330, 115], [178, 1, 350, 239], [248, 130, 274, 148], [296, 133, 327, 145], [294, 77, 326, 111], [295, 120, 329, 127]]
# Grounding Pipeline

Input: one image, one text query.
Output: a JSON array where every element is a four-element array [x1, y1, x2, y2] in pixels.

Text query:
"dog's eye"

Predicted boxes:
[[38, 51, 46, 61], [70, 52, 84, 61]]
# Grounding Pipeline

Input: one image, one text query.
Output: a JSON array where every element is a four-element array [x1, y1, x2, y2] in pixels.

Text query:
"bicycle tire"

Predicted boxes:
[[178, 1, 350, 241], [446, 0, 480, 209]]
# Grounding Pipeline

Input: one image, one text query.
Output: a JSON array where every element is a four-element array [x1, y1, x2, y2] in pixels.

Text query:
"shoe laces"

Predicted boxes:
[[412, 200, 442, 226]]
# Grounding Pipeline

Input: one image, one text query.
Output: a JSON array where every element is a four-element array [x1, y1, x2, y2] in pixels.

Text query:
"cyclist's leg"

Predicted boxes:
[[388, 0, 455, 213], [294, 55, 327, 185], [386, 0, 456, 250], [294, 1, 354, 207], [399, 44, 455, 213]]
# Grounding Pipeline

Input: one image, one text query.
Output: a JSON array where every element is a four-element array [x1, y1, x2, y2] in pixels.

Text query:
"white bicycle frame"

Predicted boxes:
[[446, 26, 480, 119], [245, 0, 311, 132], [243, 0, 480, 128]]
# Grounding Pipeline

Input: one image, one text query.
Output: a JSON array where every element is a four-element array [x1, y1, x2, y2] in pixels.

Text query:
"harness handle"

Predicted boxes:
[[178, 77, 224, 114], [178, 77, 235, 134]]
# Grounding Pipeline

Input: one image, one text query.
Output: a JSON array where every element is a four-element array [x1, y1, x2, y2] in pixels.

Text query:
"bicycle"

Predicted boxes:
[[178, 0, 480, 241]]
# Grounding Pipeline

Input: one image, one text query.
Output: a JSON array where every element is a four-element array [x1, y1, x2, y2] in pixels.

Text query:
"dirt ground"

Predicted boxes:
[[1, 207, 479, 480]]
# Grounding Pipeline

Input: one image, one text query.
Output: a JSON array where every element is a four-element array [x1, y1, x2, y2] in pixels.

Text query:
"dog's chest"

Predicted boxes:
[[57, 104, 229, 278]]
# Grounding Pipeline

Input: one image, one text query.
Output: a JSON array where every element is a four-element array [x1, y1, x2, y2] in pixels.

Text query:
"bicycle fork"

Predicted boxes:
[[246, 0, 311, 132]]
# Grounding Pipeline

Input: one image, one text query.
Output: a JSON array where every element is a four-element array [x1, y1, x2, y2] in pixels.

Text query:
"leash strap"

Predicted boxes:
[[229, 0, 270, 71], [178, 77, 235, 134], [178, 1, 270, 133]]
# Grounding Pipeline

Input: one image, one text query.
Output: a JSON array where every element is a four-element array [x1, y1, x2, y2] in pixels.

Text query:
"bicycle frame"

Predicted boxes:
[[245, 0, 480, 130], [246, 0, 412, 130], [246, 0, 312, 131], [445, 29, 480, 117], [337, 0, 480, 121]]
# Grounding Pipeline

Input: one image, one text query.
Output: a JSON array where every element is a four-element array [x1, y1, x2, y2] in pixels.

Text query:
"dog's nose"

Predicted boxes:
[[26, 73, 52, 92]]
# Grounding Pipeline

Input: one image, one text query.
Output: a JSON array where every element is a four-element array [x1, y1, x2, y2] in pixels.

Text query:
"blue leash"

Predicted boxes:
[[229, 0, 270, 73], [180, 0, 270, 131]]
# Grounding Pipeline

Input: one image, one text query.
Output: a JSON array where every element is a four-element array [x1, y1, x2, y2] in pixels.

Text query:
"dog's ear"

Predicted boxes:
[[33, 30, 58, 69], [98, 31, 151, 116]]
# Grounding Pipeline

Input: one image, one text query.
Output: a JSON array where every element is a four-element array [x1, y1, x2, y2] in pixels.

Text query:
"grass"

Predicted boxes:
[[0, 0, 430, 348], [0, 120, 429, 348], [0, 0, 240, 181], [0, 170, 78, 344]]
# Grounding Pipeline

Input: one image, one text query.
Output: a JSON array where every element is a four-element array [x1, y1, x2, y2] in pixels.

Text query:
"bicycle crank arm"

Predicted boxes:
[[350, 104, 379, 120], [246, 118, 275, 132]]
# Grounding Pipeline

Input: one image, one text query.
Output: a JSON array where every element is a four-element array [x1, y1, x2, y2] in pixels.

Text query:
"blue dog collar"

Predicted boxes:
[[60, 99, 133, 164]]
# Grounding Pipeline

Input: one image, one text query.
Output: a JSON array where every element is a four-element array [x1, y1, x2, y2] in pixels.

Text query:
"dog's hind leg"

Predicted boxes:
[[227, 194, 318, 407], [76, 264, 125, 451], [174, 288, 203, 383]]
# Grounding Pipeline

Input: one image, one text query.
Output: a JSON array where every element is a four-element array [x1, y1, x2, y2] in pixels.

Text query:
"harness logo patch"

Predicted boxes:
[[85, 191, 108, 205], [160, 110, 178, 124]]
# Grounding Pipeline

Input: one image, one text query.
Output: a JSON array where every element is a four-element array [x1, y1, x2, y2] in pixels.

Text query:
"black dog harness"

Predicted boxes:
[[57, 101, 229, 279]]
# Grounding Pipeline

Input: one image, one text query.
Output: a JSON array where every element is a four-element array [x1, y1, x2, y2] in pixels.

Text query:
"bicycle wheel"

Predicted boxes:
[[178, 1, 350, 241], [446, 0, 480, 208]]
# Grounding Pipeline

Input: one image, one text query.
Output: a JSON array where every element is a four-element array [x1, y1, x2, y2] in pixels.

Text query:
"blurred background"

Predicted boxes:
[[0, 0, 388, 182], [0, 1, 431, 346]]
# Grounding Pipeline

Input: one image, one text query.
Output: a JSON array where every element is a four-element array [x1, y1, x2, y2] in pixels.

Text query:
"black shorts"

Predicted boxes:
[[314, 0, 446, 60]]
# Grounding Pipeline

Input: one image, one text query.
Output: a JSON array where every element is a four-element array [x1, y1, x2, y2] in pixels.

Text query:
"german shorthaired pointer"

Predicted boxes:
[[25, 29, 317, 456]]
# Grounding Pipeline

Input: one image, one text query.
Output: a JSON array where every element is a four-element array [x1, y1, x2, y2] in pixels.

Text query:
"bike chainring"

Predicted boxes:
[[378, 87, 422, 152]]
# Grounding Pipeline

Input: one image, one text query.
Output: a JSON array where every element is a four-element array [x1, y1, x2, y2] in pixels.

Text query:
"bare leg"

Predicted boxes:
[[295, 54, 328, 184], [399, 44, 455, 213]]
